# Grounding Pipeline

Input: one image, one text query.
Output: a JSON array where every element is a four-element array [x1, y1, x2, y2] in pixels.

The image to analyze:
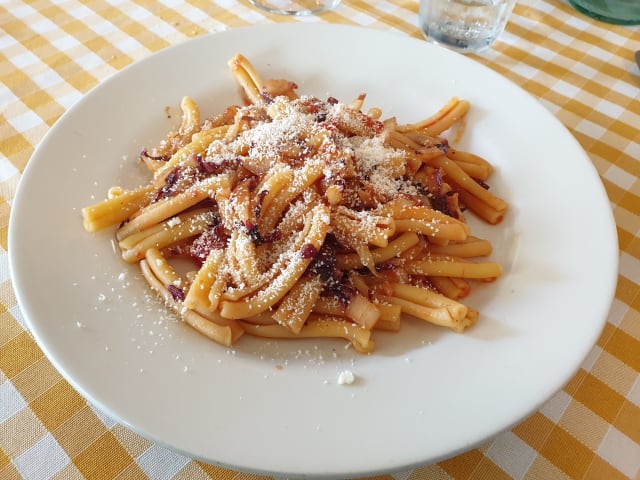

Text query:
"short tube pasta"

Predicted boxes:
[[81, 54, 508, 353]]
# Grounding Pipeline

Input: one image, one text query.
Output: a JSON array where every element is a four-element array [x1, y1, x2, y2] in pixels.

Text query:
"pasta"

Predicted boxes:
[[82, 53, 507, 353]]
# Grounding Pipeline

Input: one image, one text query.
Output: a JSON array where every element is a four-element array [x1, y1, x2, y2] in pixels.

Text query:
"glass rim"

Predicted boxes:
[[248, 0, 341, 16]]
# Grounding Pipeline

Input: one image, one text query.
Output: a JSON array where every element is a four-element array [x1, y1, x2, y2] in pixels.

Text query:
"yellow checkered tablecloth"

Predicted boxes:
[[1, 0, 639, 478]]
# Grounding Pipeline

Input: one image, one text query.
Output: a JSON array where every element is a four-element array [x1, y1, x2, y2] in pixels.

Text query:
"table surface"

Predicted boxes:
[[1, 1, 639, 479]]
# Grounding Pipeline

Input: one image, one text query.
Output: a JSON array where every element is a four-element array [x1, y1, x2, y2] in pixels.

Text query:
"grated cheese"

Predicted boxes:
[[337, 370, 355, 385]]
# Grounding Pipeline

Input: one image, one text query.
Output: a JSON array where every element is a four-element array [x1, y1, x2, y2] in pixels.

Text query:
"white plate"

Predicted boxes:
[[9, 24, 618, 478]]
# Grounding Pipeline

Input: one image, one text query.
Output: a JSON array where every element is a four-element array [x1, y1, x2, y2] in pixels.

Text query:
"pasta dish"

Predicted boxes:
[[82, 54, 507, 353]]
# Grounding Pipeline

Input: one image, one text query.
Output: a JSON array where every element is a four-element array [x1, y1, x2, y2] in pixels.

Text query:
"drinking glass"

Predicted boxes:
[[569, 0, 640, 25], [248, 0, 341, 15], [419, 0, 516, 54]]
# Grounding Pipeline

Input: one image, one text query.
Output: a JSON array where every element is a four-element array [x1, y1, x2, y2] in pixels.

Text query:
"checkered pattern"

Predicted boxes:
[[1, 0, 639, 478]]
